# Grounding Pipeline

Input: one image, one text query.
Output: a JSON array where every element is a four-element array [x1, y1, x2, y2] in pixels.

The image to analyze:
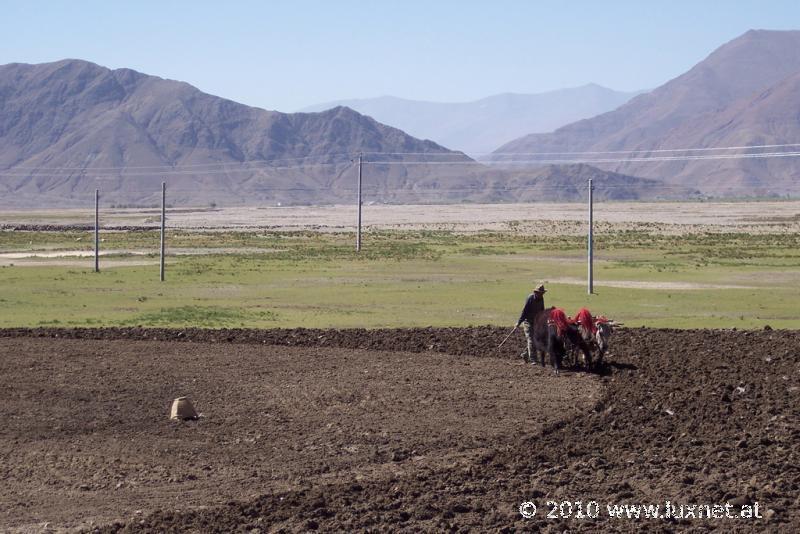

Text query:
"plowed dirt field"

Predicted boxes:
[[0, 327, 798, 533]]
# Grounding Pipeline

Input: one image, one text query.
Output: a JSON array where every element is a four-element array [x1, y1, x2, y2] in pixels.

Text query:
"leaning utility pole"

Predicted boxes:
[[588, 178, 594, 294], [356, 152, 363, 252], [94, 189, 99, 273], [160, 182, 166, 282]]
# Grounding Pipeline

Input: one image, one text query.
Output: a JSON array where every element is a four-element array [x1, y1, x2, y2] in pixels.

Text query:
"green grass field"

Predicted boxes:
[[1, 229, 799, 329]]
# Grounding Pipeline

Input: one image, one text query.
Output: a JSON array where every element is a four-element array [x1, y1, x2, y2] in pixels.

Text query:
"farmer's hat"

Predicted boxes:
[[534, 284, 547, 293]]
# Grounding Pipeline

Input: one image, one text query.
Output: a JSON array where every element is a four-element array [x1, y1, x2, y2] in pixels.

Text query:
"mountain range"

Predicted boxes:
[[0, 59, 475, 207], [495, 30, 800, 196], [4, 29, 798, 207], [0, 59, 667, 207], [301, 85, 641, 157]]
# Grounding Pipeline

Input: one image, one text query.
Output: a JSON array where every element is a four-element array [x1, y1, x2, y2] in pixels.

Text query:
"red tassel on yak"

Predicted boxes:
[[574, 307, 597, 334], [549, 308, 572, 336]]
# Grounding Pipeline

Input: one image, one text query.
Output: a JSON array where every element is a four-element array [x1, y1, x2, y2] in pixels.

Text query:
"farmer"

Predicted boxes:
[[516, 283, 547, 363]]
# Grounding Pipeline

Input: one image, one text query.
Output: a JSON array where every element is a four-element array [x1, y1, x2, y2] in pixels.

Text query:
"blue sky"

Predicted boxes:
[[3, 1, 799, 111]]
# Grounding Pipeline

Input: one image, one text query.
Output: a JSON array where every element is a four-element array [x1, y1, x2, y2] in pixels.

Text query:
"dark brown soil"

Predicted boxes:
[[0, 327, 798, 533]]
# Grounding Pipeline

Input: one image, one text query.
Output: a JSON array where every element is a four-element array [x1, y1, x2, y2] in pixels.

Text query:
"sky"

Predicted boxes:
[[2, 1, 800, 111]]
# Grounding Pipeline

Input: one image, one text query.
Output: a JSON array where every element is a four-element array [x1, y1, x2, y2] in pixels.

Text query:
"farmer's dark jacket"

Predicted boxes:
[[517, 293, 545, 326]]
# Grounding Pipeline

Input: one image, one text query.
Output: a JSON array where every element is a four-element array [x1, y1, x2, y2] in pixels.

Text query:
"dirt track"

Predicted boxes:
[[1, 327, 798, 533]]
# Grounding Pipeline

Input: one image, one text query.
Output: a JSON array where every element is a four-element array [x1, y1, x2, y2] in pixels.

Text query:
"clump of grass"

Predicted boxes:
[[461, 246, 517, 256]]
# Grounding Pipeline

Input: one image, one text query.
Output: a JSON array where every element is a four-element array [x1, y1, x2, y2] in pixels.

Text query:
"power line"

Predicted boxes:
[[5, 153, 357, 171], [5, 140, 800, 173], [5, 144, 800, 177], [499, 151, 800, 163], [366, 151, 800, 165], [489, 142, 800, 156], [368, 143, 800, 157], [13, 183, 800, 198], [4, 151, 469, 173], [0, 161, 351, 178]]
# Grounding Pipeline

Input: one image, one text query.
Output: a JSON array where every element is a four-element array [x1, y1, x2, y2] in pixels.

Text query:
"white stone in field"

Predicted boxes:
[[170, 397, 199, 420]]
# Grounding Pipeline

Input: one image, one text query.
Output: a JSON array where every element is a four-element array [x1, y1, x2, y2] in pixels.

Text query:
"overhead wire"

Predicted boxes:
[[365, 151, 800, 165], [13, 183, 800, 197], [0, 161, 352, 178], [6, 141, 800, 175], [5, 149, 800, 177], [367, 142, 800, 157], [5, 153, 357, 171], [3, 147, 800, 202]]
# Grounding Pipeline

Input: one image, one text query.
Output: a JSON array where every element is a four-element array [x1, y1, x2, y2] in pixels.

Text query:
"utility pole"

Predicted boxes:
[[94, 189, 99, 273], [160, 182, 166, 282], [588, 178, 594, 294], [356, 152, 363, 252]]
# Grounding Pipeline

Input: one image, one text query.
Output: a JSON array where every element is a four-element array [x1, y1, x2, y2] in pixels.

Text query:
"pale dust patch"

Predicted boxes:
[[0, 247, 283, 259], [5, 201, 800, 235], [0, 259, 158, 268], [0, 250, 142, 259]]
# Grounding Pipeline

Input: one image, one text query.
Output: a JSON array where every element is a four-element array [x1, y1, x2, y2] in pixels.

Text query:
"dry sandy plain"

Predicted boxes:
[[1, 201, 800, 234]]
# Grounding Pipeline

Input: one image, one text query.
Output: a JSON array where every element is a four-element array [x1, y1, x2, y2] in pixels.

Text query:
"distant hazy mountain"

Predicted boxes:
[[495, 30, 800, 196], [0, 59, 469, 207], [301, 85, 642, 157]]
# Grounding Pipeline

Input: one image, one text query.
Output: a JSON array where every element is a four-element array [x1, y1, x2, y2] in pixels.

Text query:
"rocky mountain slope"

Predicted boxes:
[[495, 30, 800, 196], [0, 60, 467, 207]]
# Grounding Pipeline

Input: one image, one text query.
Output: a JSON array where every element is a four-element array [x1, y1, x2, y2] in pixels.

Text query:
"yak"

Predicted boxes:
[[530, 307, 594, 374], [572, 307, 617, 367]]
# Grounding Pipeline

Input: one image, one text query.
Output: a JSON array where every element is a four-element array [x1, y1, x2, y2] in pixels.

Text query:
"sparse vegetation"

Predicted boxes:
[[1, 225, 799, 329], [128, 305, 277, 327]]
